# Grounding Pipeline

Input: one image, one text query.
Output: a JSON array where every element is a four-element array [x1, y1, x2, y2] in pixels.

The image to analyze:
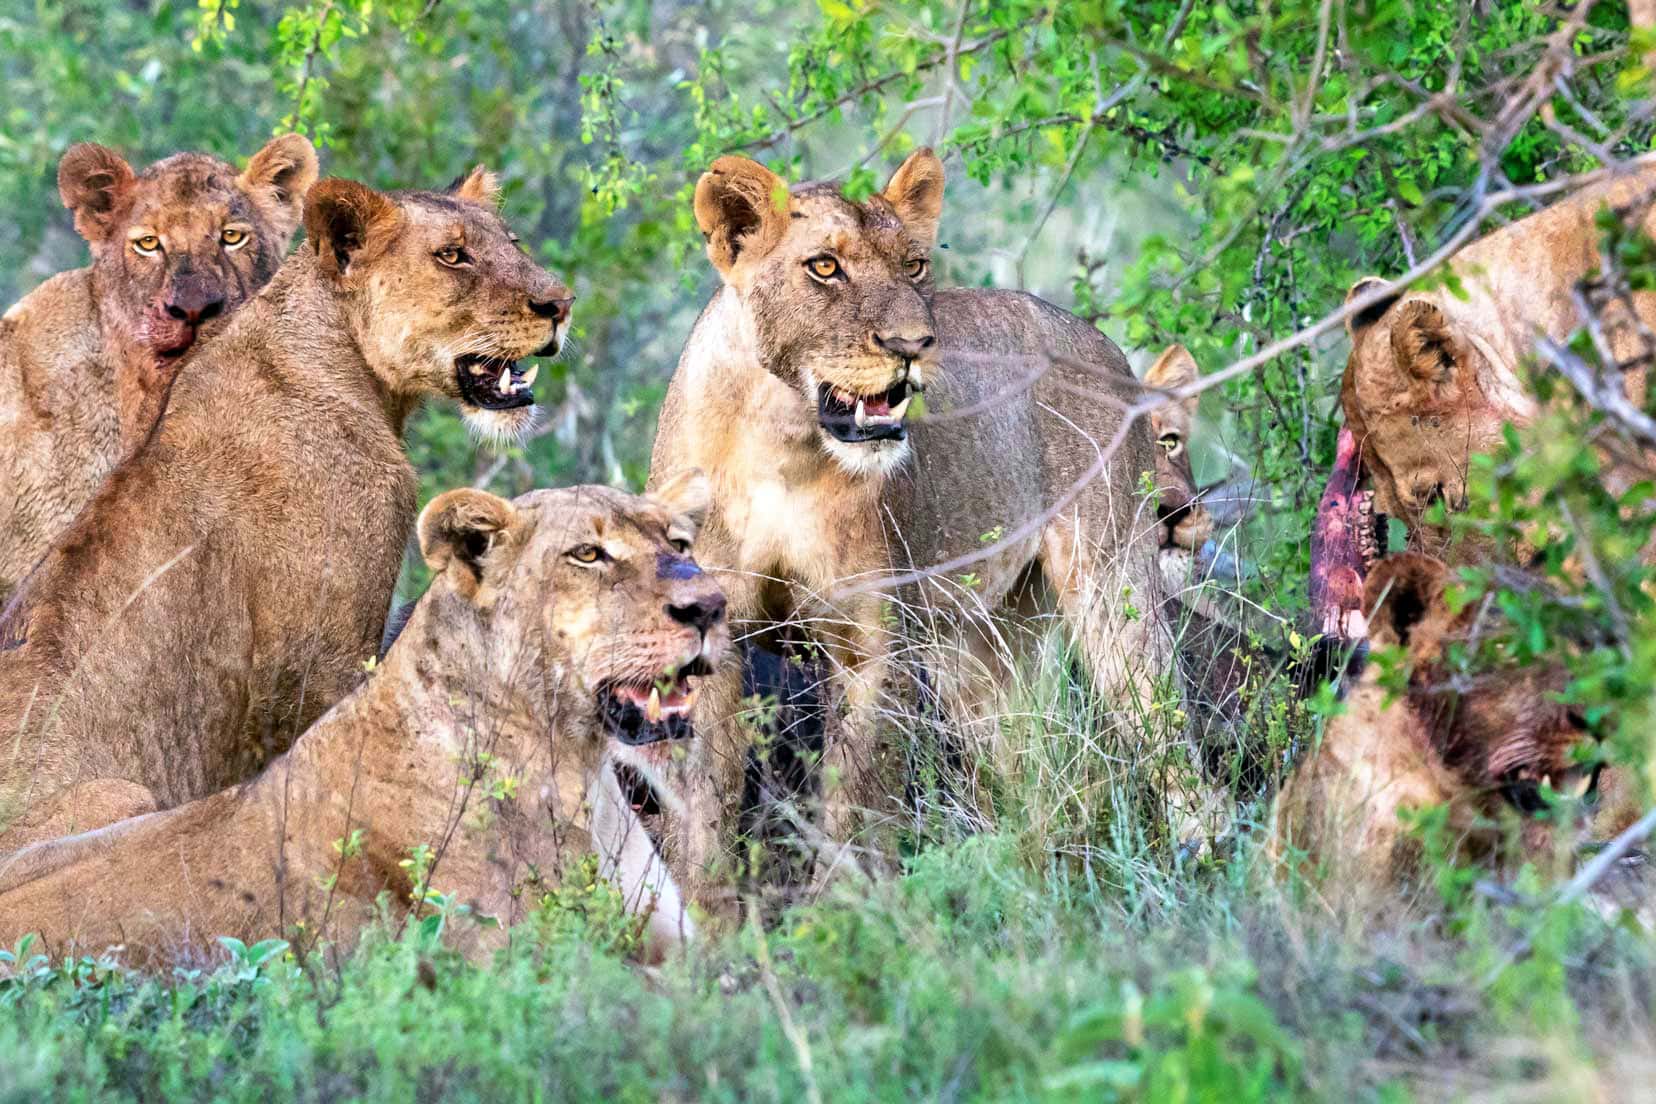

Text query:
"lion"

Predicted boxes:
[[0, 135, 320, 603], [0, 169, 572, 850], [1270, 552, 1639, 907], [649, 147, 1175, 893], [1339, 162, 1656, 559], [0, 477, 724, 967]]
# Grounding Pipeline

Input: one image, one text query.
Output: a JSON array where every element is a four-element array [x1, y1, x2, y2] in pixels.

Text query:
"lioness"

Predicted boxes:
[[0, 170, 571, 849], [1340, 162, 1656, 558], [1271, 552, 1635, 905], [650, 148, 1172, 887], [0, 478, 723, 966], [0, 135, 319, 602]]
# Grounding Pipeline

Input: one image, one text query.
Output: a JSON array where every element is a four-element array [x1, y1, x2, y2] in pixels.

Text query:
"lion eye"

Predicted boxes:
[[904, 258, 928, 279], [434, 246, 470, 268], [807, 256, 842, 281], [568, 544, 605, 564], [132, 235, 162, 256], [220, 227, 248, 249], [1159, 433, 1180, 454], [668, 537, 692, 554]]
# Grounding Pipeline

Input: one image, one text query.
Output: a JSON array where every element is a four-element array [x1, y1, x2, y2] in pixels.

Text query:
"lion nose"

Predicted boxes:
[[873, 331, 935, 362], [667, 592, 726, 635], [165, 293, 225, 326], [529, 296, 574, 324]]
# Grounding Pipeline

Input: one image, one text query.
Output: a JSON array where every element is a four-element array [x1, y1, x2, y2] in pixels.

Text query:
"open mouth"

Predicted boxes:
[[598, 656, 711, 747], [816, 379, 918, 444], [455, 354, 541, 411], [613, 762, 663, 817]]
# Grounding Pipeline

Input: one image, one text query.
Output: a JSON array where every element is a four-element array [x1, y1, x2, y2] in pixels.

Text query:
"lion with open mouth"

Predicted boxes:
[[0, 170, 571, 850], [0, 475, 722, 967]]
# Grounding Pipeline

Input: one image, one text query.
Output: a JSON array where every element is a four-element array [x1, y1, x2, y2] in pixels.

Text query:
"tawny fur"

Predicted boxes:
[[0, 175, 570, 849], [1340, 163, 1656, 559], [0, 481, 724, 968], [0, 136, 319, 603], [649, 149, 1173, 899]]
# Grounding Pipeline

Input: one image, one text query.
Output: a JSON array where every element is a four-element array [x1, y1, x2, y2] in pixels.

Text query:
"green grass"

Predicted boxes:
[[3, 822, 1649, 1103]]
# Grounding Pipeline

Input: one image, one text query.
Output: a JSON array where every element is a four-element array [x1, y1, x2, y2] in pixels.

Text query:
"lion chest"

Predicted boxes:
[[717, 469, 876, 594]]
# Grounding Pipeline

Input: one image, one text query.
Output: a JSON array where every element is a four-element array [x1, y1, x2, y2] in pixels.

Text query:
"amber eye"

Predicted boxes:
[[568, 544, 604, 564], [807, 256, 841, 281], [434, 245, 468, 267], [132, 235, 162, 256], [904, 257, 928, 279], [221, 227, 248, 249], [1159, 433, 1180, 454]]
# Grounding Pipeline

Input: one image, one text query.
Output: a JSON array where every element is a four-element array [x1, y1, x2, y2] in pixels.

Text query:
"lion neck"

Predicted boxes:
[[270, 588, 598, 876]]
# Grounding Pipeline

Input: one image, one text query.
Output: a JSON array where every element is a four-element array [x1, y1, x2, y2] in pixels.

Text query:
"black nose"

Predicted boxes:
[[529, 296, 574, 324], [165, 296, 225, 325], [667, 592, 726, 634], [873, 332, 935, 362]]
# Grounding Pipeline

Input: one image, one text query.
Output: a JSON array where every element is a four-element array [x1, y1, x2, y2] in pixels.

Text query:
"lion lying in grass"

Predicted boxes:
[[1272, 552, 1638, 905], [0, 170, 571, 850], [0, 476, 723, 967]]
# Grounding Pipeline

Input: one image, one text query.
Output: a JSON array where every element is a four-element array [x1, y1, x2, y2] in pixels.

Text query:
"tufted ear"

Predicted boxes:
[[449, 164, 501, 208], [693, 156, 789, 277], [58, 143, 137, 245], [1344, 275, 1398, 340], [303, 178, 403, 281], [1144, 344, 1200, 421], [882, 148, 945, 250], [649, 467, 710, 534], [419, 488, 520, 602], [239, 133, 319, 241], [1363, 553, 1449, 651], [1389, 299, 1468, 390]]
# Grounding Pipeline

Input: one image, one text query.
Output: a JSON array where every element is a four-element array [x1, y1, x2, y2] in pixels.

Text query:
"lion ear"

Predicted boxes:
[[693, 156, 789, 277], [1344, 276, 1397, 340], [1363, 553, 1449, 651], [882, 148, 945, 250], [239, 133, 319, 241], [1390, 299, 1468, 390], [1144, 344, 1200, 420], [450, 164, 501, 208], [649, 467, 710, 534], [419, 488, 520, 602], [303, 178, 403, 281], [58, 143, 137, 245]]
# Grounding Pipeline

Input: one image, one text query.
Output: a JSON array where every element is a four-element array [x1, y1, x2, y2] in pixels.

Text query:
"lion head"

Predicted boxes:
[[302, 168, 573, 440], [416, 468, 728, 796], [1275, 552, 1610, 896], [57, 135, 318, 370], [691, 149, 945, 476], [1143, 343, 1213, 551], [1340, 279, 1518, 546]]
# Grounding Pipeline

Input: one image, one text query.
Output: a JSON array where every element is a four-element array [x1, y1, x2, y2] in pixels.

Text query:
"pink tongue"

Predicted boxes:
[[863, 395, 891, 416]]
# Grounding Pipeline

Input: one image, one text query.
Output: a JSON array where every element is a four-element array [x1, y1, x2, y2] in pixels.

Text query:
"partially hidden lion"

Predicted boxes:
[[1340, 162, 1656, 559], [1271, 552, 1640, 908], [0, 170, 572, 850], [0, 478, 723, 966], [649, 148, 1174, 892], [0, 135, 319, 603]]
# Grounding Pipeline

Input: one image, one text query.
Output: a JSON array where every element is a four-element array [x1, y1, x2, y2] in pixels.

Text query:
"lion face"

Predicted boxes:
[[303, 170, 573, 441], [693, 150, 946, 476], [57, 136, 318, 368], [416, 470, 728, 786], [1342, 283, 1510, 547], [1143, 344, 1210, 550]]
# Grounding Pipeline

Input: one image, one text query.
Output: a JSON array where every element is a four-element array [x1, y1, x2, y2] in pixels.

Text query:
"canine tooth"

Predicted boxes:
[[646, 686, 663, 724], [854, 399, 867, 428], [889, 395, 911, 420], [520, 364, 539, 389], [684, 683, 700, 710], [498, 365, 513, 393]]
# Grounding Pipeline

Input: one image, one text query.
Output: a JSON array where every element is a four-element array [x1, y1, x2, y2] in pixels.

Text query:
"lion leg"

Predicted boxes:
[[0, 778, 158, 852], [812, 603, 895, 884], [1037, 517, 1219, 848], [665, 657, 750, 917]]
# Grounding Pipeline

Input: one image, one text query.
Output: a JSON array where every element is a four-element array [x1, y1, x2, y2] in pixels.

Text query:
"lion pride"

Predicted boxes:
[[0, 478, 722, 967], [0, 170, 571, 850], [0, 135, 319, 603], [650, 147, 1176, 893]]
